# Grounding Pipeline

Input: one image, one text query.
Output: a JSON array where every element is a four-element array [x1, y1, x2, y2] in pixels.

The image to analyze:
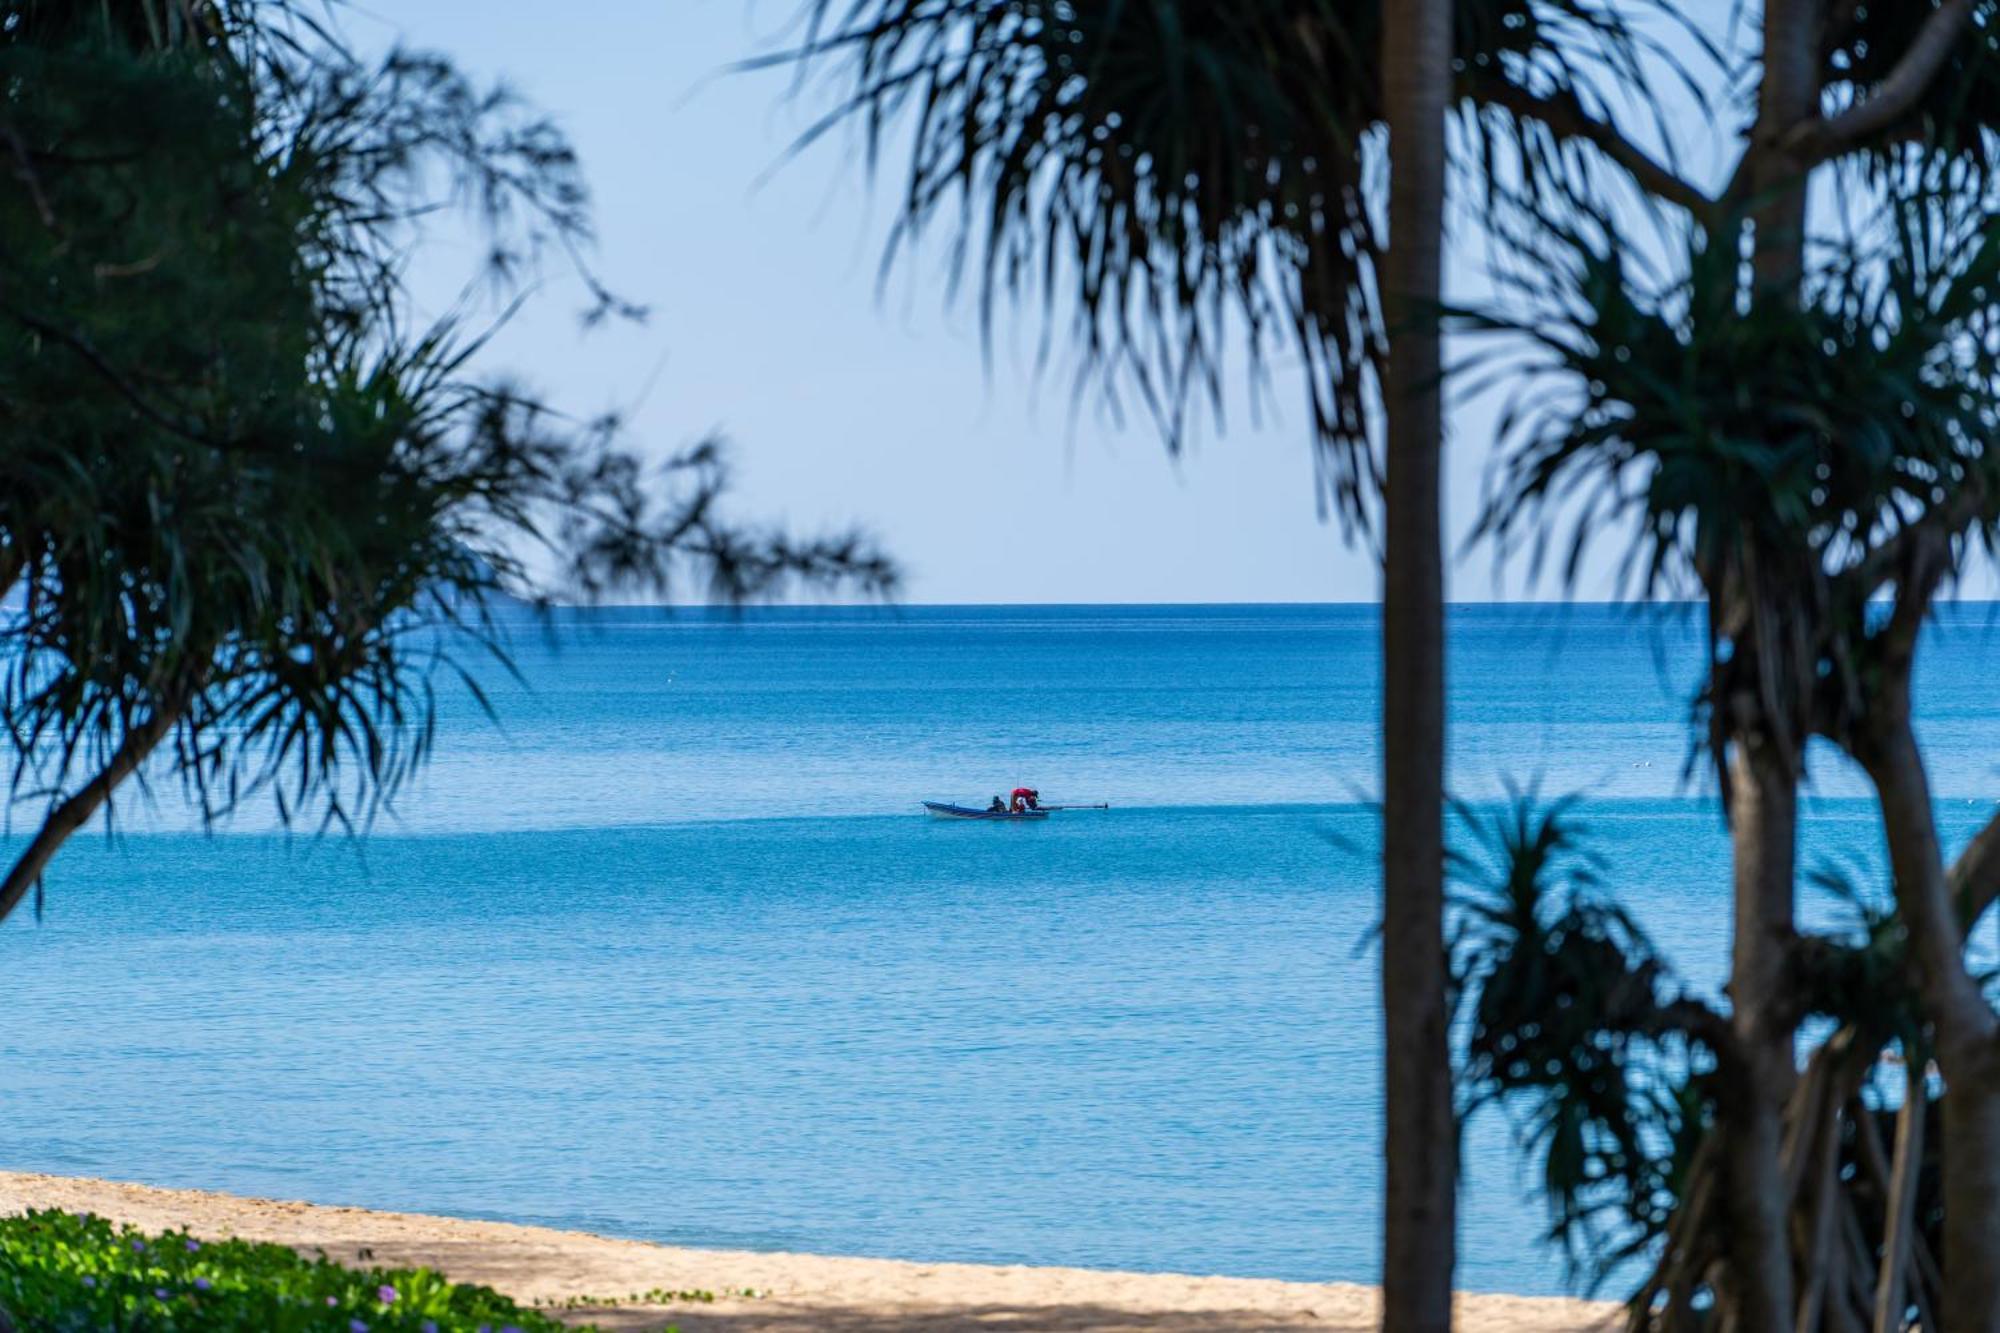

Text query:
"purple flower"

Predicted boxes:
[[154, 1288, 168, 1300], [130, 1239, 146, 1253], [377, 1284, 398, 1304], [327, 1295, 340, 1307], [81, 1276, 96, 1289], [350, 1321, 370, 1333], [194, 1278, 211, 1292], [421, 1322, 439, 1333], [185, 1239, 201, 1253]]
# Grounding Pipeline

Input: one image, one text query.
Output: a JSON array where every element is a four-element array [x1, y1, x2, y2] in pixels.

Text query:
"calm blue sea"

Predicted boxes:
[[3, 604, 1999, 1296]]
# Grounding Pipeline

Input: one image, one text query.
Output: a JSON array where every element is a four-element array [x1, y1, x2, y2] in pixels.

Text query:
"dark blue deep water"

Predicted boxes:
[[3, 604, 1998, 1295]]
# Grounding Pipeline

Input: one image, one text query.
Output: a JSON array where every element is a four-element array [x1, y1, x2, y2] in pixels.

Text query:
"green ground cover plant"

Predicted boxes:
[[0, 1209, 622, 1333]]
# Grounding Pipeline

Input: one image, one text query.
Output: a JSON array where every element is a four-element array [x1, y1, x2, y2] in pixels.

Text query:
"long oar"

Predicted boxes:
[[1041, 803, 1109, 811]]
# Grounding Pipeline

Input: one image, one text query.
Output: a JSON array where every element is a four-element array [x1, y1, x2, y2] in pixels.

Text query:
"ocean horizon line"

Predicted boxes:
[[6, 792, 1943, 845], [492, 596, 2000, 614]]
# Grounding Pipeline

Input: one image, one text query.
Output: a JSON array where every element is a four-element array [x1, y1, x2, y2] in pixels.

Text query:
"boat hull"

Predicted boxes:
[[923, 801, 1049, 821]]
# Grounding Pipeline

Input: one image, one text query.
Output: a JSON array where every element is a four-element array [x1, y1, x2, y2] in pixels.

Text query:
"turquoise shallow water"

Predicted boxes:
[[3, 605, 1998, 1295]]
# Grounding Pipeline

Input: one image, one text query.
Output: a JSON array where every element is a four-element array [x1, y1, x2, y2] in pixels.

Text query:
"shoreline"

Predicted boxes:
[[0, 1172, 1616, 1332]]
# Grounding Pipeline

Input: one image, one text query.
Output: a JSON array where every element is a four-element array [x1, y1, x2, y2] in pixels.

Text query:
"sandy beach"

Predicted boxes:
[[0, 1172, 1615, 1333]]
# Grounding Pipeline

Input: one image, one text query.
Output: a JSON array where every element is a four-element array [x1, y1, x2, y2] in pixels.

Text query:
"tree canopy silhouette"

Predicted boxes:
[[0, 0, 894, 925]]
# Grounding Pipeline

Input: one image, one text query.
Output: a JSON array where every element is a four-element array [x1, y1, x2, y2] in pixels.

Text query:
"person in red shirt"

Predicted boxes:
[[1010, 787, 1041, 813]]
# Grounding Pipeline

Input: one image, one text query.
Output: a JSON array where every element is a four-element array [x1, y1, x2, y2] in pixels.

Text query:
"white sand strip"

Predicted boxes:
[[0, 1172, 1617, 1332]]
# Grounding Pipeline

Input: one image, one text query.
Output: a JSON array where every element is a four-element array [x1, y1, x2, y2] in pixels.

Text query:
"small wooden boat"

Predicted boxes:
[[923, 801, 1050, 821]]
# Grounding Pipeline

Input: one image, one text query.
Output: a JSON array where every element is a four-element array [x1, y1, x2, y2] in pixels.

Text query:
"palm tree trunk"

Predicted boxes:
[[0, 700, 183, 926], [1859, 668, 2000, 1333], [1941, 1069, 2000, 1333], [1750, 0, 1820, 289], [1873, 1058, 1927, 1333], [1700, 7, 1821, 1325], [1720, 737, 1798, 1332], [1380, 0, 1454, 1329]]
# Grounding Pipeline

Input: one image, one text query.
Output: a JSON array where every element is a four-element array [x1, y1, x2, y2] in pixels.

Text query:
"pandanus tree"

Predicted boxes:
[[1450, 784, 1942, 1328], [1468, 4, 2000, 1327], [0, 1, 893, 927], [1465, 113, 2000, 1327], [779, 3, 1705, 1321]]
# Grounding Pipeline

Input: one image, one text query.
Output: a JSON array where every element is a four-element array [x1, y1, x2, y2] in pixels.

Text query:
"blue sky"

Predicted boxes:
[[368, 1, 1736, 605]]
